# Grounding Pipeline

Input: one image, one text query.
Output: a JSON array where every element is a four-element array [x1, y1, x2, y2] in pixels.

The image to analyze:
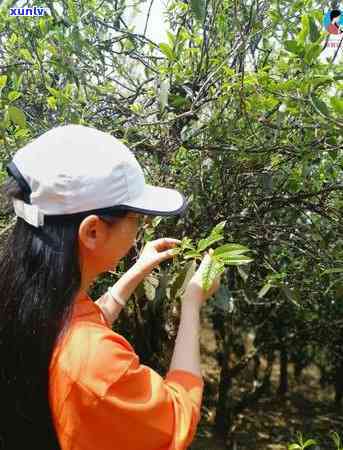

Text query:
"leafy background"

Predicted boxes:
[[0, 0, 342, 448]]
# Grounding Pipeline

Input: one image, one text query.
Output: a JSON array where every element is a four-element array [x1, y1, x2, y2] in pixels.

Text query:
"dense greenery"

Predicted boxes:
[[0, 0, 342, 448]]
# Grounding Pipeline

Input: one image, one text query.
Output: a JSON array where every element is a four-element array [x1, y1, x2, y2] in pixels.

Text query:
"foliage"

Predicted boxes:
[[288, 432, 343, 450], [169, 220, 253, 290], [0, 0, 342, 445]]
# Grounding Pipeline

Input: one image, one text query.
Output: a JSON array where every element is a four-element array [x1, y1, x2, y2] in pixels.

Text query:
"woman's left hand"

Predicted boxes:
[[133, 238, 181, 277]]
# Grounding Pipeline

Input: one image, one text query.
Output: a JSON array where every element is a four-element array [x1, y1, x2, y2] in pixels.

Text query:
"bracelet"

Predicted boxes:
[[107, 286, 127, 307]]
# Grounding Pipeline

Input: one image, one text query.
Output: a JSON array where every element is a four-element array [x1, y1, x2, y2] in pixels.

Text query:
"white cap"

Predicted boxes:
[[6, 124, 187, 228]]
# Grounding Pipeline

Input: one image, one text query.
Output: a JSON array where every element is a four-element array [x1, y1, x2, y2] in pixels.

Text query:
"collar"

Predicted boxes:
[[72, 290, 108, 326]]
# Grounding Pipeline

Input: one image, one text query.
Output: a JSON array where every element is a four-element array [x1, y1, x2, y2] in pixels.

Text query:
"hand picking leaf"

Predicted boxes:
[[169, 221, 254, 293]]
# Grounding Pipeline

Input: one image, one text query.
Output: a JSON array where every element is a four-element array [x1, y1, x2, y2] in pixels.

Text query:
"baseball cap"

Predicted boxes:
[[5, 124, 188, 229]]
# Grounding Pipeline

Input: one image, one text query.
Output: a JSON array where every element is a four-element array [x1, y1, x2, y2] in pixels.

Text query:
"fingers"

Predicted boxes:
[[156, 247, 180, 263], [150, 237, 181, 251]]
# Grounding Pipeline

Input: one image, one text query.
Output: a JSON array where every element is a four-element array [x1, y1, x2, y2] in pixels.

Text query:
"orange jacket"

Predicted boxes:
[[49, 291, 204, 450]]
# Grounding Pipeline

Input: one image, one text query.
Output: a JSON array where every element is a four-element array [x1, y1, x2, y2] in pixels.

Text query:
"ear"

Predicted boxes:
[[78, 215, 108, 251]]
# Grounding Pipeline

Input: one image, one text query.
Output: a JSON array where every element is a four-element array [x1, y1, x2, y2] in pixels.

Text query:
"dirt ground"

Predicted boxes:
[[189, 318, 343, 450]]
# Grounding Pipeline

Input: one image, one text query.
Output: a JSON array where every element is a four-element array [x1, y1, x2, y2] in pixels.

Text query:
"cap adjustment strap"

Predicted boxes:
[[13, 198, 45, 228]]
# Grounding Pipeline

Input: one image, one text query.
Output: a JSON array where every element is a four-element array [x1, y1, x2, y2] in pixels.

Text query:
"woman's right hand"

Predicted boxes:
[[182, 249, 222, 308]]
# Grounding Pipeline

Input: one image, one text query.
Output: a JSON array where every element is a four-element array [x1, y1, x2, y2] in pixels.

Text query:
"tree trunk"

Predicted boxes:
[[262, 351, 274, 394], [334, 360, 343, 408], [214, 343, 232, 438], [278, 346, 288, 396]]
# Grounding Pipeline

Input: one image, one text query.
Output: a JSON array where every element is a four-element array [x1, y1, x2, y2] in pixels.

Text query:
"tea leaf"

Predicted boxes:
[[8, 106, 26, 128], [217, 254, 254, 265], [202, 258, 225, 291], [214, 244, 250, 256], [197, 235, 224, 252], [258, 282, 273, 298], [210, 220, 227, 236]]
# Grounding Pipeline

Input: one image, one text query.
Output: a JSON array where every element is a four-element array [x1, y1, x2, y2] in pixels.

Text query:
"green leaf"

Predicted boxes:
[[68, 0, 78, 23], [237, 265, 248, 283], [38, 18, 48, 34], [1, 109, 10, 129], [288, 445, 301, 450], [210, 220, 227, 236], [47, 96, 57, 110], [180, 237, 195, 252], [13, 70, 23, 89], [19, 48, 33, 62], [14, 128, 30, 139], [214, 244, 250, 257], [321, 267, 343, 276], [8, 106, 26, 128], [303, 439, 317, 448], [309, 16, 320, 42], [169, 247, 181, 257], [190, 0, 206, 22], [46, 86, 60, 97], [202, 258, 225, 292], [285, 40, 302, 55], [298, 15, 309, 44], [311, 95, 330, 116], [281, 286, 299, 305], [184, 250, 202, 259], [330, 97, 343, 115], [8, 91, 21, 102], [258, 282, 273, 298], [64, 82, 73, 99], [324, 280, 340, 295], [304, 43, 322, 64], [166, 31, 175, 47], [331, 432, 341, 449], [197, 235, 224, 252], [169, 94, 188, 108], [218, 254, 254, 265], [159, 43, 175, 60], [0, 75, 7, 93]]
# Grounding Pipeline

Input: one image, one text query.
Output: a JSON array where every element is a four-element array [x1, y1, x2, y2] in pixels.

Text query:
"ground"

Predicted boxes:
[[189, 317, 343, 450]]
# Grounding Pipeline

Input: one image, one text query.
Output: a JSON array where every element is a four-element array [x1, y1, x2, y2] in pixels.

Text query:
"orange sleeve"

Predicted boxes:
[[61, 331, 204, 450]]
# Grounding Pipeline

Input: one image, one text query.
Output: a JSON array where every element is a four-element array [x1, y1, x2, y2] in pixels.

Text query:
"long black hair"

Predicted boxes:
[[0, 176, 129, 448]]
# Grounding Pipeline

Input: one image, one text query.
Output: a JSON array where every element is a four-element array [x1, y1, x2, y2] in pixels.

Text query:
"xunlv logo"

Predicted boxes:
[[9, 7, 47, 16]]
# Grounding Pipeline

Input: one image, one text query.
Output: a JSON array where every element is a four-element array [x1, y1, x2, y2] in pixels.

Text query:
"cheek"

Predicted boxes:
[[126, 221, 138, 248], [114, 220, 138, 255]]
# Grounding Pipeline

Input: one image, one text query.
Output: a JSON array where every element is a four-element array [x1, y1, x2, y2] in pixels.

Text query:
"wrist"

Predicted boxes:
[[96, 291, 123, 327], [107, 286, 127, 307], [129, 261, 151, 282], [181, 288, 203, 308], [181, 295, 202, 311]]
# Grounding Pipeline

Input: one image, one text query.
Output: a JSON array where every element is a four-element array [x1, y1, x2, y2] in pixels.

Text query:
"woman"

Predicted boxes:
[[0, 124, 221, 450]]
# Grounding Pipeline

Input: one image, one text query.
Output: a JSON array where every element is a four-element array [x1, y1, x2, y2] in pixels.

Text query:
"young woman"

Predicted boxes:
[[0, 124, 221, 450]]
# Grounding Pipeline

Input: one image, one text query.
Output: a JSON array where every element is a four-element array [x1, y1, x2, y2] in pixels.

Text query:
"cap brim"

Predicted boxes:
[[117, 184, 188, 216]]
